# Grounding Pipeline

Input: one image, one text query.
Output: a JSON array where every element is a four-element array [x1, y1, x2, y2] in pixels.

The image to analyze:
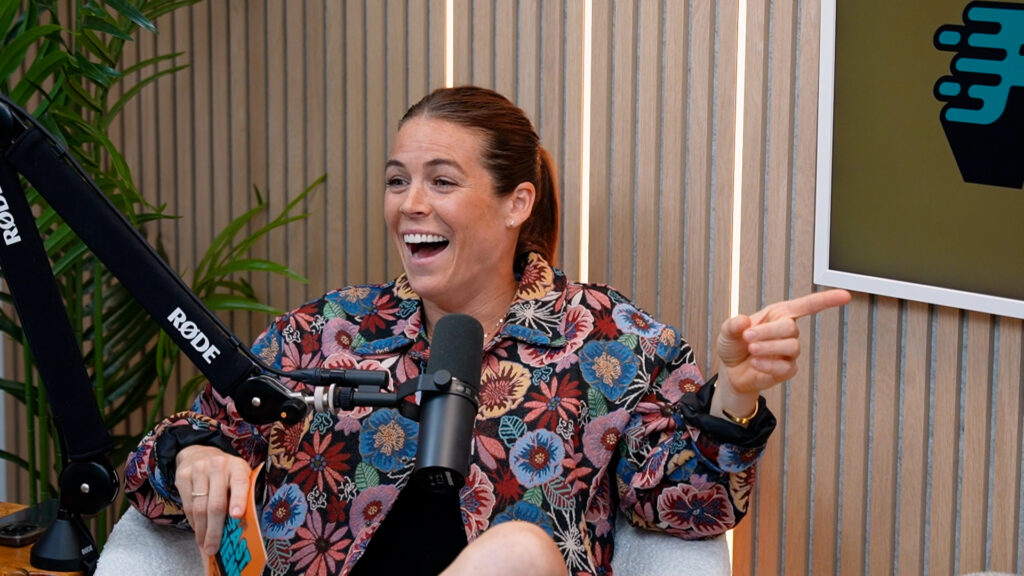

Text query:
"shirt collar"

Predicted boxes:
[[353, 252, 569, 355]]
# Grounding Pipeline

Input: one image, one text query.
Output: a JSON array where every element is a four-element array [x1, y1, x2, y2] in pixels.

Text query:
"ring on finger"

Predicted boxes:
[[191, 491, 208, 497]]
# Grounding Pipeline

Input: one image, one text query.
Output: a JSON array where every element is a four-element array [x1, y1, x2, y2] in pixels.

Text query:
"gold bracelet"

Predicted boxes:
[[721, 399, 759, 426], [715, 381, 759, 426]]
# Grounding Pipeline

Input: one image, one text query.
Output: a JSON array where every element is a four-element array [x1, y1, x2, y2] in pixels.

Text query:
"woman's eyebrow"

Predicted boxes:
[[424, 158, 464, 172], [385, 157, 465, 173]]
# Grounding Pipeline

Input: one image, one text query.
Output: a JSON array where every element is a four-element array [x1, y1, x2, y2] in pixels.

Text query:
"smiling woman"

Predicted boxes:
[[120, 85, 849, 576]]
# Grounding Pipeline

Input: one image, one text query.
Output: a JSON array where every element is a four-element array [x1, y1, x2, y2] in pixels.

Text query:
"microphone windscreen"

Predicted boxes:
[[425, 313, 483, 387]]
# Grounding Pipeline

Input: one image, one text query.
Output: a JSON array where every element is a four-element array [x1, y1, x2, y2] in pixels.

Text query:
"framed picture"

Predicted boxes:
[[814, 0, 1024, 319]]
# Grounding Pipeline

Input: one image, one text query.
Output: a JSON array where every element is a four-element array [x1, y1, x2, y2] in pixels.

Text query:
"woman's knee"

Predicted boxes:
[[443, 521, 566, 575]]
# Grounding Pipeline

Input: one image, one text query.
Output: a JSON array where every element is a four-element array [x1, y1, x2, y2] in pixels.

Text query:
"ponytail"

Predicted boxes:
[[516, 146, 559, 265]]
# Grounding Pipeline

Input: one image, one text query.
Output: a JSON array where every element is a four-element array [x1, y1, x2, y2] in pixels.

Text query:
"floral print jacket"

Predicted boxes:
[[124, 252, 775, 575]]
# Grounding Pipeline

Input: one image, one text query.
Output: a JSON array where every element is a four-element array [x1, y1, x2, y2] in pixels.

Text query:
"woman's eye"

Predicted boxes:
[[386, 176, 407, 188], [433, 177, 456, 188]]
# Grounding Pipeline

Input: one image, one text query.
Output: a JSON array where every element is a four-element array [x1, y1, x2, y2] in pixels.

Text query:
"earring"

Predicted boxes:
[[507, 219, 515, 227]]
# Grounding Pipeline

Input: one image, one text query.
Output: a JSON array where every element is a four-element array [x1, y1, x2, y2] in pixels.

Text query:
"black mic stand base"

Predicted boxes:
[[30, 508, 99, 575]]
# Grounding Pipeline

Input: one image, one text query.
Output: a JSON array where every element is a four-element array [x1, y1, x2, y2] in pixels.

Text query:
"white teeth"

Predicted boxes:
[[404, 233, 448, 244]]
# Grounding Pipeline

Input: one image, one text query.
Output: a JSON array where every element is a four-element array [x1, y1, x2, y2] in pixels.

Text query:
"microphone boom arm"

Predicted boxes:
[[0, 95, 392, 572]]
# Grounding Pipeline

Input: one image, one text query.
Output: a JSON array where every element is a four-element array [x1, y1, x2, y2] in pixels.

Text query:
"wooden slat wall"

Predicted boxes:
[[4, 2, 1023, 575]]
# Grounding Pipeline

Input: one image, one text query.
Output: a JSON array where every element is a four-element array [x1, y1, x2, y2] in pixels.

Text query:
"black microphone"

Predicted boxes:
[[413, 313, 483, 492]]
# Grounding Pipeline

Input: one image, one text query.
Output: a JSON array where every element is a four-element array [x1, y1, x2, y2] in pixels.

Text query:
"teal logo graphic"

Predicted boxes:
[[214, 516, 252, 576], [934, 1, 1024, 188]]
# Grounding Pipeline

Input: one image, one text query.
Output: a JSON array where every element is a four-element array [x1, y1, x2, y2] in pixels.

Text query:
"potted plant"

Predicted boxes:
[[0, 0, 316, 545]]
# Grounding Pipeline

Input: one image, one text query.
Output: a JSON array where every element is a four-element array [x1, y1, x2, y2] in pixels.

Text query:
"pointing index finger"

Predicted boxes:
[[777, 289, 852, 320]]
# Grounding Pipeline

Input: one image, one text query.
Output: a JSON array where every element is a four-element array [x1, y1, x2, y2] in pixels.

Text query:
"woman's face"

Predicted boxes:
[[384, 117, 528, 310]]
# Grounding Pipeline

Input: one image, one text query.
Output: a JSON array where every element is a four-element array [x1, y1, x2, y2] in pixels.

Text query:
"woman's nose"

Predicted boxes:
[[399, 181, 429, 217]]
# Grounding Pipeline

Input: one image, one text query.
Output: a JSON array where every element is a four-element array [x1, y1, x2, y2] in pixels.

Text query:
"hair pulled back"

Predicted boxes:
[[400, 86, 560, 265]]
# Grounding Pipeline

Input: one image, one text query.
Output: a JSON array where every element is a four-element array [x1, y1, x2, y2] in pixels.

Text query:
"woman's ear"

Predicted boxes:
[[508, 182, 536, 227]]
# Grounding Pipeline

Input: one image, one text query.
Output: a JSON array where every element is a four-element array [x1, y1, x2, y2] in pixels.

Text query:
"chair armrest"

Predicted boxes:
[[610, 516, 732, 576], [95, 507, 204, 576]]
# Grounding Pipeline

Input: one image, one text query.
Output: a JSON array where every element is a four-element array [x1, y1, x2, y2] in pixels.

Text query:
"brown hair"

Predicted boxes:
[[400, 86, 560, 265]]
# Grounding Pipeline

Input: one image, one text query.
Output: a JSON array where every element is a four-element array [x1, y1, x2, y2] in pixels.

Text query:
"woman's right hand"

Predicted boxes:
[[174, 445, 253, 556]]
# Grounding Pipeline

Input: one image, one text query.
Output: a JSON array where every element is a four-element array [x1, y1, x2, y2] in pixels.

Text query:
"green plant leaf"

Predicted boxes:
[[205, 279, 258, 300], [175, 373, 206, 412], [201, 295, 284, 315], [0, 23, 61, 81], [11, 48, 68, 105], [62, 78, 104, 113], [101, 0, 157, 33], [106, 61, 189, 129], [0, 377, 28, 403], [212, 258, 307, 283], [0, 1, 22, 42], [195, 204, 267, 280], [143, 0, 203, 23], [81, 15, 133, 41], [78, 28, 120, 66], [69, 52, 122, 88]]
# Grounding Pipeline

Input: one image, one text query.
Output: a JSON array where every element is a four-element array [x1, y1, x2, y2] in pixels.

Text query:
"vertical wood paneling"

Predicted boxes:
[[381, 1, 406, 280], [191, 3, 213, 280], [515, 0, 540, 120], [599, 0, 636, 294], [325, 0, 347, 286], [209, 0, 231, 276], [339, 0, 364, 284], [633, 0, 660, 313], [265, 0, 289, 305], [929, 308, 962, 576], [468, 0, 494, 85], [839, 296, 871, 576], [681, 1, 716, 370], [709, 0, 739, 373], [493, 1, 516, 98], [961, 313, 993, 572], [992, 320, 1022, 571], [869, 297, 899, 576], [283, 1, 309, 299], [343, 0, 367, 285], [657, 0, 686, 329], [246, 0, 270, 301], [305, 0, 328, 303], [587, 0, 611, 284], [228, 0, 254, 340], [5, 5, 1024, 576], [810, 302, 843, 575], [898, 301, 930, 576], [363, 1, 387, 285]]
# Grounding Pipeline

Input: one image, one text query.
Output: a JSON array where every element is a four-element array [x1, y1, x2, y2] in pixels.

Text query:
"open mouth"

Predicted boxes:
[[404, 233, 450, 259]]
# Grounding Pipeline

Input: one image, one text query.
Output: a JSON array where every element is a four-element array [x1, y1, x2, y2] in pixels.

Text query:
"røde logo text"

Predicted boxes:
[[167, 307, 221, 363], [0, 184, 23, 246]]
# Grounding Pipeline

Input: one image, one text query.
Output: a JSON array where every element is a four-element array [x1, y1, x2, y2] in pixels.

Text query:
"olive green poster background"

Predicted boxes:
[[827, 0, 1024, 305]]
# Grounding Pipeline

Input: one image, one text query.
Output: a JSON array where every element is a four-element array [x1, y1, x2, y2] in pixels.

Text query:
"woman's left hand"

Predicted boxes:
[[713, 289, 852, 416]]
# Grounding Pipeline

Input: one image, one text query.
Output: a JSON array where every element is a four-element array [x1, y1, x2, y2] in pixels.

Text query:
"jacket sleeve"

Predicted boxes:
[[614, 330, 776, 540], [122, 320, 286, 528]]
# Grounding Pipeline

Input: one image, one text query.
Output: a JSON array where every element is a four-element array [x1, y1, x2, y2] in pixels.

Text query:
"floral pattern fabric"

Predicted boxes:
[[124, 252, 772, 575]]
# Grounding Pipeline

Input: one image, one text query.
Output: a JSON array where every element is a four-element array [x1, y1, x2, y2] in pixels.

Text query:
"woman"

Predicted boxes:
[[124, 85, 850, 575]]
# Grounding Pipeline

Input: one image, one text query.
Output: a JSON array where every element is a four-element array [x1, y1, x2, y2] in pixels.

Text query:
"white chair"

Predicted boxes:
[[96, 507, 731, 576]]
